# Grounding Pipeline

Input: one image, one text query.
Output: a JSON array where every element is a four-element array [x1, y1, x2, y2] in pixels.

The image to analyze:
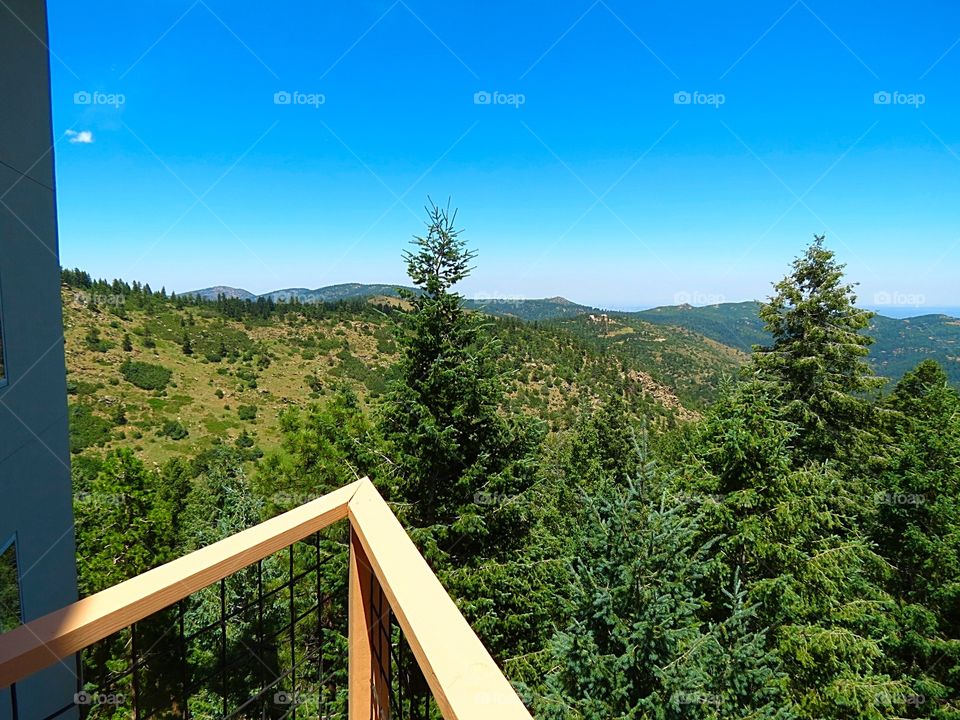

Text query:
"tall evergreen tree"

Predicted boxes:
[[873, 360, 960, 717], [379, 200, 545, 661], [752, 236, 885, 463], [681, 380, 913, 718]]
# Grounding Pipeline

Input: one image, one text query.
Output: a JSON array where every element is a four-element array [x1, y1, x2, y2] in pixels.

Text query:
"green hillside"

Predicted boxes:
[[636, 301, 768, 352], [62, 272, 707, 469], [548, 313, 747, 408], [637, 301, 960, 387], [464, 296, 599, 321]]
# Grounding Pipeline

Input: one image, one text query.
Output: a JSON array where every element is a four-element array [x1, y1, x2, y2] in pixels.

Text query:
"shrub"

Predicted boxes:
[[68, 404, 112, 453], [237, 404, 257, 421], [84, 327, 111, 353], [158, 419, 189, 440], [120, 361, 172, 391]]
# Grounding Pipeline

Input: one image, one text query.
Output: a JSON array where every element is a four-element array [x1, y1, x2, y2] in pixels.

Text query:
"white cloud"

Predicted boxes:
[[65, 129, 94, 144]]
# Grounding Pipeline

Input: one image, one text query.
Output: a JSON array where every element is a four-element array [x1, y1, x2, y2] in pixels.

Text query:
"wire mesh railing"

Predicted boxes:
[[0, 479, 533, 720], [26, 529, 348, 720]]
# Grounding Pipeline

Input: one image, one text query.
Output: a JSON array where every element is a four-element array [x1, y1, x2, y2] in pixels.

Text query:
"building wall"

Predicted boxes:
[[0, 0, 79, 716]]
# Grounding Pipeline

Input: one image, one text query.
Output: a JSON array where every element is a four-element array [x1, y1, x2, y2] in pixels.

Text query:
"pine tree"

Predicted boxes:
[[752, 236, 885, 463], [872, 360, 960, 716], [379, 200, 544, 661], [540, 455, 792, 719], [681, 380, 913, 718]]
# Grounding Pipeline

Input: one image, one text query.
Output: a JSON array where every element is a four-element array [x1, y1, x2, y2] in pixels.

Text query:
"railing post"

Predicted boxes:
[[349, 525, 390, 719]]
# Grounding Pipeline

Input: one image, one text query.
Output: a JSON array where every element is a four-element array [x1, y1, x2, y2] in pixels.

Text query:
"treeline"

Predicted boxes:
[[70, 214, 960, 718], [61, 267, 396, 323]]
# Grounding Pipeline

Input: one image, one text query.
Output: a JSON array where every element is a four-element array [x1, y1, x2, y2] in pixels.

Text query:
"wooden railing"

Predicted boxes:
[[0, 478, 532, 720]]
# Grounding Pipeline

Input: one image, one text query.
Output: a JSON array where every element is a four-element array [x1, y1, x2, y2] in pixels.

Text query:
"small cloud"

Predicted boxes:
[[65, 129, 94, 144]]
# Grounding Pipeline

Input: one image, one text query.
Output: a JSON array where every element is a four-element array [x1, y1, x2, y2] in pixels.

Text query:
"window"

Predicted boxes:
[[0, 537, 22, 633]]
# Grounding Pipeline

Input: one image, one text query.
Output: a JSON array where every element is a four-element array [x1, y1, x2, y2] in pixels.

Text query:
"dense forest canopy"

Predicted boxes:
[[62, 208, 959, 718]]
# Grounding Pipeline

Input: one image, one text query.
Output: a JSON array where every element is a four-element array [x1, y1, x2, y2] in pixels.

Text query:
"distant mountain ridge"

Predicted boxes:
[[185, 283, 602, 318], [186, 283, 414, 304], [188, 285, 258, 302]]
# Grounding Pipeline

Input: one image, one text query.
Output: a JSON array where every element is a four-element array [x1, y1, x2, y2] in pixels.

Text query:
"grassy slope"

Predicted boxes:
[[548, 314, 747, 408], [64, 287, 729, 468]]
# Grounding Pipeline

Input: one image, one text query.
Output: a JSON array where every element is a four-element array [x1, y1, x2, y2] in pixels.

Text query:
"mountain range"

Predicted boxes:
[[186, 284, 960, 386]]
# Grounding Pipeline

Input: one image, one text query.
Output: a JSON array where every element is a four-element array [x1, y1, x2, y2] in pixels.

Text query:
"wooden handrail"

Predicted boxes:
[[348, 479, 532, 720], [0, 478, 533, 720], [0, 480, 359, 686]]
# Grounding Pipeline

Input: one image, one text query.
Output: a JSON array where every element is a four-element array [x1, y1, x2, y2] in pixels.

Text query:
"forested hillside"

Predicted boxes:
[[638, 301, 960, 386], [62, 271, 702, 470], [66, 217, 960, 719]]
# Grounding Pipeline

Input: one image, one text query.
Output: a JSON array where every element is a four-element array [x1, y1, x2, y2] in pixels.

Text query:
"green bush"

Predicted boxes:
[[120, 360, 172, 391], [68, 404, 113, 454], [84, 327, 111, 353], [237, 404, 257, 421], [157, 419, 189, 440]]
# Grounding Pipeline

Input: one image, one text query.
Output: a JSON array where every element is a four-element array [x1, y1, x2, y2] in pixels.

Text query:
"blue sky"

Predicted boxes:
[[48, 0, 960, 312]]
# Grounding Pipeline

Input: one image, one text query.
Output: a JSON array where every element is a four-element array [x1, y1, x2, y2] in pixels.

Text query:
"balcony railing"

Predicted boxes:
[[0, 478, 532, 720]]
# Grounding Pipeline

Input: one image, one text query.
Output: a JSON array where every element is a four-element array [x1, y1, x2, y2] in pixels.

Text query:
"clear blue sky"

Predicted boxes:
[[48, 0, 960, 312]]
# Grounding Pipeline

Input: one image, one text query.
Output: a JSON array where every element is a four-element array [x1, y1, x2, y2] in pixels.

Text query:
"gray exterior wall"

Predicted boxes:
[[0, 0, 79, 716]]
